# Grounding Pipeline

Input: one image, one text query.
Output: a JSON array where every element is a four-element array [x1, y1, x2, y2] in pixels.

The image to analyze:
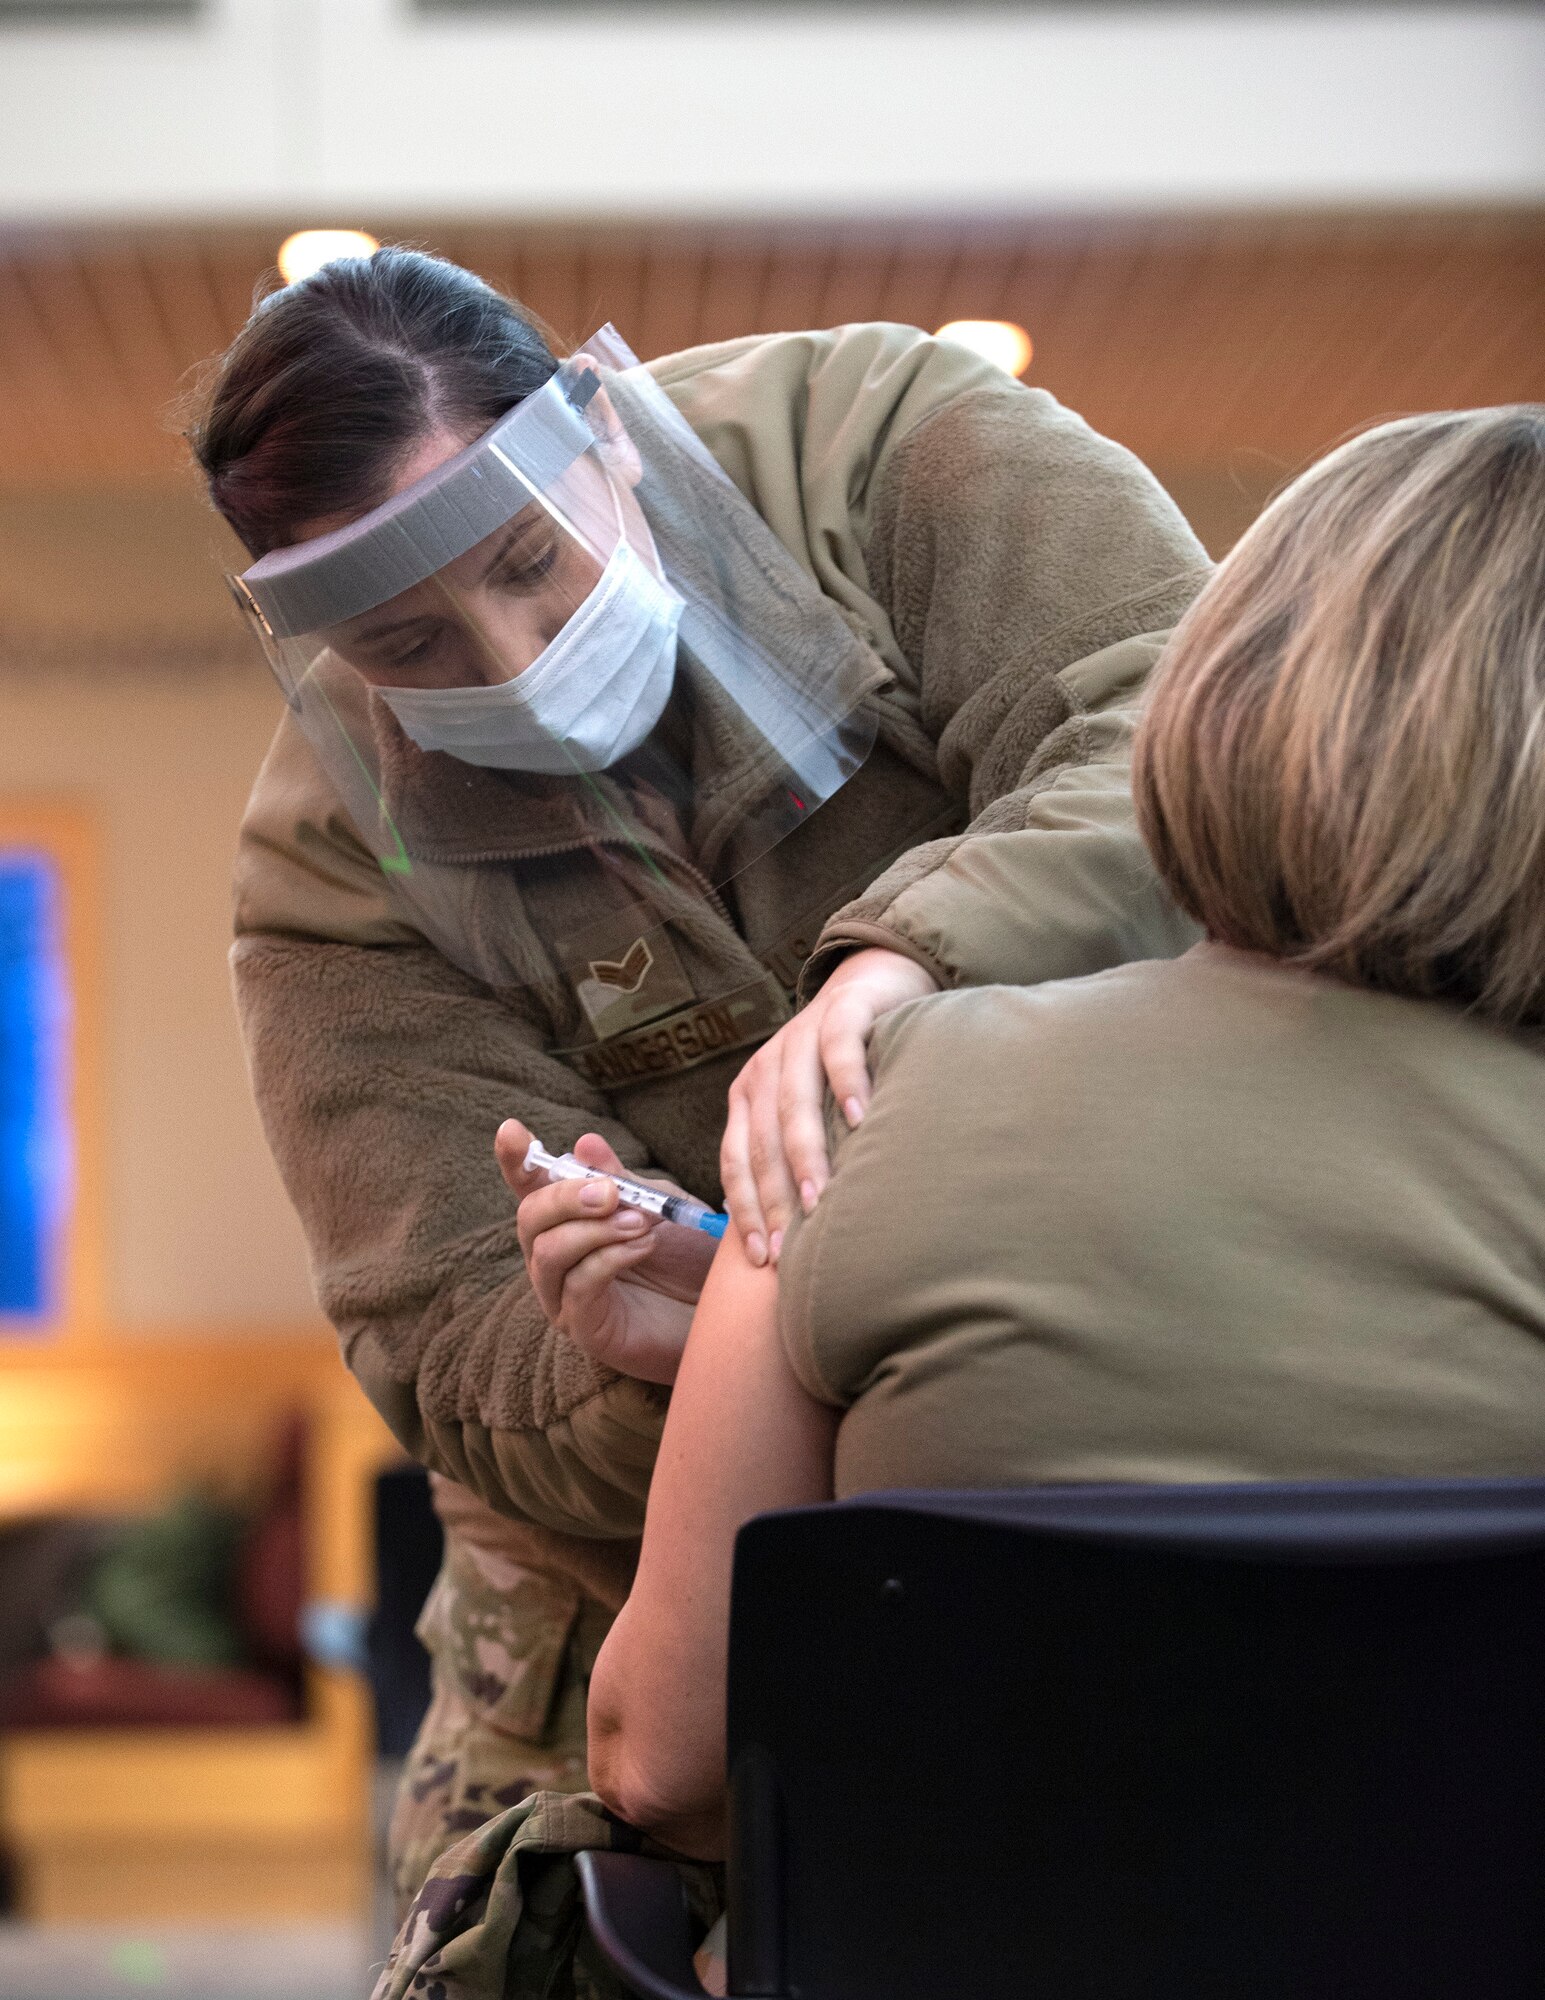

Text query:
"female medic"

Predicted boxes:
[[192, 245, 1208, 1907]]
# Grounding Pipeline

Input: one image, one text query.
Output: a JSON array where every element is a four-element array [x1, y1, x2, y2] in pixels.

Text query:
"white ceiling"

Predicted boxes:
[[2, 4, 1542, 225]]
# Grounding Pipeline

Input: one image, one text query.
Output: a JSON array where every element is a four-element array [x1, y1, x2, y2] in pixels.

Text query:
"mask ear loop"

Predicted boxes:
[[545, 362, 663, 582], [488, 382, 638, 573]]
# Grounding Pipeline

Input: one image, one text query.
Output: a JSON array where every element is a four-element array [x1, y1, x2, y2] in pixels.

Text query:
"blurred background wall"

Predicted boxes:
[[0, 4, 1541, 1986]]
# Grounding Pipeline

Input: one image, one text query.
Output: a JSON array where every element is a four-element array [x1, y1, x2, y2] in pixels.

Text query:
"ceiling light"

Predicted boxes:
[[935, 320, 1033, 378], [277, 229, 380, 286]]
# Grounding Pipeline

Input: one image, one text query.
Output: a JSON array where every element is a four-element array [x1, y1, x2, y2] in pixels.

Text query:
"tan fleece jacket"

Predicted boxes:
[[231, 322, 1210, 1544]]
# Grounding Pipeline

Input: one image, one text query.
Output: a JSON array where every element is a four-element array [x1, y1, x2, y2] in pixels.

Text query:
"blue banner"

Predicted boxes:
[[0, 855, 71, 1323]]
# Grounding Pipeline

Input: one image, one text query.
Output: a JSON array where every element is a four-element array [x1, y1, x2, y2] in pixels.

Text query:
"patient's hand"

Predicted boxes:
[[497, 1122, 713, 1384]]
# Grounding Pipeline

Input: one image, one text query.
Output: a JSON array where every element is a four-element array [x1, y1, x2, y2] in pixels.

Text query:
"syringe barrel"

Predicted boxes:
[[524, 1137, 728, 1237]]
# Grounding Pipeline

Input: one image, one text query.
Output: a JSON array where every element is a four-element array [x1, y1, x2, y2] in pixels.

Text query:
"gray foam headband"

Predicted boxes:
[[236, 368, 600, 640]]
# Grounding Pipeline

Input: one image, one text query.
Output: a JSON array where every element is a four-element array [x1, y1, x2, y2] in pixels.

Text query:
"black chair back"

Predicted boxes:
[[724, 1481, 1545, 2000]]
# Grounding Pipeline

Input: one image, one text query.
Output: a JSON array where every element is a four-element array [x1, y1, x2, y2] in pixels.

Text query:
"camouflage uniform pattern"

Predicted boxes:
[[374, 1788, 723, 2000], [389, 1532, 613, 1922]]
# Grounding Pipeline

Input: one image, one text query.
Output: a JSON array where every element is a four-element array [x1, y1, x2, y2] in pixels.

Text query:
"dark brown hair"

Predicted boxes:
[[186, 247, 561, 557], [1134, 405, 1545, 1027]]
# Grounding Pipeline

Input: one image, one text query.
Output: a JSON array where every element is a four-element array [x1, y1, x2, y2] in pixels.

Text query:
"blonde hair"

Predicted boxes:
[[1134, 406, 1545, 1027]]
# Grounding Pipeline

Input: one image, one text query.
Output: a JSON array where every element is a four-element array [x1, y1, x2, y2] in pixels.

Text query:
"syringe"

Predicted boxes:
[[524, 1139, 729, 1240]]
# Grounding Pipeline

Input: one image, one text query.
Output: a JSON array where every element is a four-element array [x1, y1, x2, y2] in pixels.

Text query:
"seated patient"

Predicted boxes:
[[586, 406, 1545, 1860]]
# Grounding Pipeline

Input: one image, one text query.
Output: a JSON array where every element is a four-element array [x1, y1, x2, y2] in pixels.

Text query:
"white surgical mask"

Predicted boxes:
[[377, 509, 685, 775]]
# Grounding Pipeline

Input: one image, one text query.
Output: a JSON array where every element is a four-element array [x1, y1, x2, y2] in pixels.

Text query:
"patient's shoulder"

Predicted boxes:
[[861, 949, 1230, 1102], [872, 944, 1542, 1080], [860, 943, 1544, 1181]]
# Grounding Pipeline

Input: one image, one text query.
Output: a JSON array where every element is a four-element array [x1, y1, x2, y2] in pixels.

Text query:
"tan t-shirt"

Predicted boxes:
[[778, 946, 1545, 1497]]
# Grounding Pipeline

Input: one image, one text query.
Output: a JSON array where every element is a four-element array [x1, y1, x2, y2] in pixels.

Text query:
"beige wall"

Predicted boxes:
[[0, 664, 321, 1331]]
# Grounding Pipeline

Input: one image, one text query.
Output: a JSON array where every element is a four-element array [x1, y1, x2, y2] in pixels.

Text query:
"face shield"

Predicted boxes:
[[228, 328, 885, 1033]]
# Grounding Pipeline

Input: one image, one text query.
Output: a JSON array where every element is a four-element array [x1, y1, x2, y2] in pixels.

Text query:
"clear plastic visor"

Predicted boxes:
[[221, 333, 887, 995], [231, 397, 642, 706], [300, 487, 624, 693]]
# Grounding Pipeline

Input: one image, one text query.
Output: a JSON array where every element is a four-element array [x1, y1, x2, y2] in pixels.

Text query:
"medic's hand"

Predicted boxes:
[[720, 946, 940, 1266], [497, 1122, 715, 1386]]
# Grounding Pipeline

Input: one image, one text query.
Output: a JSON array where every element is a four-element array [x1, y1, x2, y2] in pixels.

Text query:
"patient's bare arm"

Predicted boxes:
[[587, 1226, 838, 1858]]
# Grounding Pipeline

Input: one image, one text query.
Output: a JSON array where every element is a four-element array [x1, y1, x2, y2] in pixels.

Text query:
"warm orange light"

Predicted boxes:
[[935, 319, 1033, 378], [277, 229, 380, 286]]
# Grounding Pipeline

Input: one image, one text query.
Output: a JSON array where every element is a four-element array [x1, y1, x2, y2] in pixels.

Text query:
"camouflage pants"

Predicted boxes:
[[375, 1788, 724, 2000], [389, 1531, 615, 1923]]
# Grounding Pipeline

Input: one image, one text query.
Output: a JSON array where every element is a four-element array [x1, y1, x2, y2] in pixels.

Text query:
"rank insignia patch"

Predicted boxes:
[[560, 910, 695, 1042], [588, 939, 654, 995]]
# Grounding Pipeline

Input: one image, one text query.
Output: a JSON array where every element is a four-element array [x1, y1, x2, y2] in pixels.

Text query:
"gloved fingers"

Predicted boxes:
[[516, 1168, 619, 1253], [499, 1121, 640, 1201], [556, 1237, 663, 1340], [519, 1194, 659, 1324], [496, 1118, 547, 1197], [572, 1130, 632, 1177]]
